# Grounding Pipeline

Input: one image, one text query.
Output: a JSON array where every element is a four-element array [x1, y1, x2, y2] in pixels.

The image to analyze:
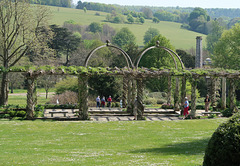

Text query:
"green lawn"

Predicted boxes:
[[0, 118, 226, 165], [49, 6, 206, 49]]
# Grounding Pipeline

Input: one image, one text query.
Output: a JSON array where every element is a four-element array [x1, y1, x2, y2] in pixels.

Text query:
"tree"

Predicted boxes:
[[139, 17, 145, 24], [206, 20, 224, 54], [88, 22, 102, 33], [0, 0, 51, 105], [83, 7, 87, 13], [212, 23, 240, 70], [153, 17, 160, 23], [127, 14, 134, 24], [188, 7, 210, 34], [176, 49, 195, 68], [144, 28, 160, 44], [37, 75, 58, 99], [141, 7, 153, 19], [49, 25, 81, 66], [112, 27, 136, 48], [139, 35, 177, 92]]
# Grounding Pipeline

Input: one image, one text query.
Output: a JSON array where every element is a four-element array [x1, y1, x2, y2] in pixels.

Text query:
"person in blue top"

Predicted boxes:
[[183, 97, 190, 119], [96, 96, 100, 108]]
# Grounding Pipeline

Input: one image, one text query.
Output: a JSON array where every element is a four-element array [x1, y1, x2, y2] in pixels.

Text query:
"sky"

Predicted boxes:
[[73, 0, 240, 9]]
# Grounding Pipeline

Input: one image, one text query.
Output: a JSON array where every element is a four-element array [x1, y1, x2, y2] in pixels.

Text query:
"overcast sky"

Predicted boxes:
[[73, 0, 240, 8]]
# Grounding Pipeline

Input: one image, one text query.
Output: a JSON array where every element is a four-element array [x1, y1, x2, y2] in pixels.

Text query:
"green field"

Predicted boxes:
[[0, 118, 226, 165], [7, 89, 55, 105], [49, 6, 206, 49]]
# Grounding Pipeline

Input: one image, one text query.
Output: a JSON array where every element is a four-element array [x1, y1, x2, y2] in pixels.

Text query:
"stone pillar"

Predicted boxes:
[[167, 76, 172, 105], [181, 76, 187, 115], [122, 75, 128, 108], [195, 36, 203, 68], [229, 79, 235, 110], [26, 77, 37, 119], [136, 78, 144, 120], [78, 75, 89, 120], [190, 77, 197, 117], [221, 77, 226, 109], [174, 77, 180, 111]]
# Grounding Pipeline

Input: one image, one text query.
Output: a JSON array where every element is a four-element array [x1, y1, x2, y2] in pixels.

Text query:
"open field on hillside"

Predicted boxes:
[[49, 6, 206, 49], [0, 118, 226, 165]]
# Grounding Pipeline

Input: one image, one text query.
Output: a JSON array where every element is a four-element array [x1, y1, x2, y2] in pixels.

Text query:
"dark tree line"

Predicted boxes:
[[76, 1, 120, 13], [30, 0, 71, 7]]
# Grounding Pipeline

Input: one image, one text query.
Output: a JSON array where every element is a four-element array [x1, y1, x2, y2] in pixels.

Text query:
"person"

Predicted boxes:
[[107, 96, 112, 108], [204, 95, 211, 112], [183, 97, 190, 119], [96, 96, 100, 108], [120, 99, 122, 108], [101, 97, 106, 108]]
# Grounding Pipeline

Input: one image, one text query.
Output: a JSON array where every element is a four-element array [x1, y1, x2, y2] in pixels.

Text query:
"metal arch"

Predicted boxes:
[[158, 46, 185, 69], [136, 45, 178, 69], [84, 42, 134, 68], [136, 42, 185, 70]]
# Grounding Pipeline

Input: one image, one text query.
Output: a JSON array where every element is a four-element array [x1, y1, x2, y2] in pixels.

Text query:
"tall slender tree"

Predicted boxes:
[[0, 0, 52, 105]]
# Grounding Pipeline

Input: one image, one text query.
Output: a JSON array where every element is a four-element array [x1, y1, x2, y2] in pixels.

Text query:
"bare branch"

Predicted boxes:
[[9, 46, 29, 67]]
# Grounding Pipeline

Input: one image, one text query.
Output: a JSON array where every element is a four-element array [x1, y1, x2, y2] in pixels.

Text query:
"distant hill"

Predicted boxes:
[[49, 6, 206, 50]]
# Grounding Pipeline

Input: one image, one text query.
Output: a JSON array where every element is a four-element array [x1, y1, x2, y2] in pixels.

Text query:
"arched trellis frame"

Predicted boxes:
[[134, 41, 185, 119], [81, 40, 134, 119], [84, 40, 134, 69]]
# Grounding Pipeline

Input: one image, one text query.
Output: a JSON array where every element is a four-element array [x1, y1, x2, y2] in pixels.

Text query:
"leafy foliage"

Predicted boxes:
[[188, 7, 211, 34], [203, 112, 240, 166], [212, 23, 240, 70], [112, 27, 136, 48], [143, 28, 160, 44], [88, 22, 103, 33], [176, 49, 195, 68], [88, 75, 121, 99], [55, 77, 78, 94]]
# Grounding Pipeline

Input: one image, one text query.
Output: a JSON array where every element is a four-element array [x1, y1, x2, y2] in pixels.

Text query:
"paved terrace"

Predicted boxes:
[[44, 108, 206, 121]]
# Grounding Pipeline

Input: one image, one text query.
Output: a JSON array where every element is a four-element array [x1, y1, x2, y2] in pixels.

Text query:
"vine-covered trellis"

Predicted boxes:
[[0, 66, 239, 119], [0, 41, 239, 120]]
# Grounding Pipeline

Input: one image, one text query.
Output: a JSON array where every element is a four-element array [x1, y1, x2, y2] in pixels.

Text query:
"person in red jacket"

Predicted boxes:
[[107, 96, 112, 108]]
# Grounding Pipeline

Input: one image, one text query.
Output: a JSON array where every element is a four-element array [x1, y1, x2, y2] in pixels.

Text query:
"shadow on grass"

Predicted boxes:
[[130, 138, 210, 156]]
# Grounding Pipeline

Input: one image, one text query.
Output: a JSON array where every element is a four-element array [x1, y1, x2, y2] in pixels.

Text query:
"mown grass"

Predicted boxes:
[[8, 89, 54, 105], [8, 95, 50, 105], [48, 6, 206, 49], [0, 118, 227, 165]]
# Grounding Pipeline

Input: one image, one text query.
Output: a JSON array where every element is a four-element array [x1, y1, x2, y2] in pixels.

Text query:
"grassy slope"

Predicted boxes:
[[49, 6, 206, 50], [0, 119, 226, 165]]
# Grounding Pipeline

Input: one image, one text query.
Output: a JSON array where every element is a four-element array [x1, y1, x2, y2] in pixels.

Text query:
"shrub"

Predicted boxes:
[[115, 102, 120, 107], [55, 77, 78, 94], [88, 101, 96, 107], [196, 105, 205, 110], [162, 92, 167, 97], [203, 112, 240, 166], [9, 110, 17, 117], [111, 102, 115, 107], [157, 99, 166, 104], [95, 12, 100, 16], [161, 103, 174, 109], [221, 108, 235, 117], [50, 91, 78, 105], [44, 104, 78, 109], [144, 98, 157, 105]]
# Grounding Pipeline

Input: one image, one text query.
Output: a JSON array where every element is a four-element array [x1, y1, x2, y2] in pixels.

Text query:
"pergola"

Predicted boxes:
[[0, 41, 239, 120]]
